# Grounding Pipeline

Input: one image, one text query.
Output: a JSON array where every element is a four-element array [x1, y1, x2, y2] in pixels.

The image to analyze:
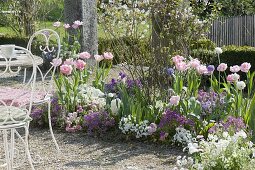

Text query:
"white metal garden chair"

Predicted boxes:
[[0, 45, 36, 170], [26, 29, 61, 152]]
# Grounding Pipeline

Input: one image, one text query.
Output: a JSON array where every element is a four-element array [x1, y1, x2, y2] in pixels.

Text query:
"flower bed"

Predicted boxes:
[[30, 44, 255, 169]]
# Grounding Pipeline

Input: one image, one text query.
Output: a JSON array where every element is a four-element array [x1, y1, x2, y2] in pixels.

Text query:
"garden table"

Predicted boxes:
[[0, 50, 43, 77]]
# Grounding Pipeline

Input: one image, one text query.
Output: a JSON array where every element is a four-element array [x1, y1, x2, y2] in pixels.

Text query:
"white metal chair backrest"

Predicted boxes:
[[27, 29, 61, 95], [0, 45, 37, 126]]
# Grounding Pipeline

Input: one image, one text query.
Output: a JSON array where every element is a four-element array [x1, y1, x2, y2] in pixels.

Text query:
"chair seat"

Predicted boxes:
[[0, 87, 46, 106], [0, 106, 32, 126]]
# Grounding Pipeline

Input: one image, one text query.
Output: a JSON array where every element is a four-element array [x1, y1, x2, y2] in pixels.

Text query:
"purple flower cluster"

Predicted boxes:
[[83, 111, 115, 136], [105, 72, 142, 93], [158, 109, 194, 129], [31, 97, 63, 127], [222, 116, 246, 132], [197, 90, 226, 115], [158, 109, 194, 141], [208, 116, 246, 134]]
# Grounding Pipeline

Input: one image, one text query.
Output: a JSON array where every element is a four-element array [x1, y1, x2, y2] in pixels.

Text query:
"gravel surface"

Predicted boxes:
[[0, 127, 182, 170]]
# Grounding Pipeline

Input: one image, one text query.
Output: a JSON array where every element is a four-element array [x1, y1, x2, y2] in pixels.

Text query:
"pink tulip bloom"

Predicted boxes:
[[72, 20, 83, 29], [230, 65, 240, 73], [217, 63, 228, 72], [227, 73, 240, 83], [94, 55, 104, 62], [60, 64, 73, 75], [50, 58, 62, 67], [64, 58, 74, 65], [79, 52, 91, 59], [53, 21, 61, 27], [74, 59, 86, 71], [175, 62, 187, 72], [103, 52, 114, 60], [196, 65, 207, 75], [240, 62, 251, 73], [172, 55, 184, 64], [188, 58, 200, 68], [169, 95, 180, 106], [63, 23, 70, 29]]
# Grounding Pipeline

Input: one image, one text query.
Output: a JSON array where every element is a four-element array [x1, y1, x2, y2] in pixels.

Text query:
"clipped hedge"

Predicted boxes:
[[220, 45, 255, 70]]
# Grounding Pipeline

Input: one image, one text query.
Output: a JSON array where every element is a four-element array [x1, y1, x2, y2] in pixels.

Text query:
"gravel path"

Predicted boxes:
[[3, 127, 182, 170]]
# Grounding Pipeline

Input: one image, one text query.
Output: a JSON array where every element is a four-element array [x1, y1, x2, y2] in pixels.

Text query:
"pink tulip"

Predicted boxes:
[[172, 55, 184, 64], [63, 23, 70, 29], [94, 54, 104, 62], [230, 65, 240, 73], [50, 58, 62, 67], [72, 20, 83, 29], [74, 59, 86, 71], [188, 59, 200, 68], [60, 64, 73, 75], [175, 62, 187, 72], [64, 58, 74, 65], [169, 95, 180, 106], [79, 52, 91, 59], [226, 73, 240, 83], [196, 65, 207, 75], [240, 62, 251, 73], [217, 63, 228, 72], [103, 52, 114, 60]]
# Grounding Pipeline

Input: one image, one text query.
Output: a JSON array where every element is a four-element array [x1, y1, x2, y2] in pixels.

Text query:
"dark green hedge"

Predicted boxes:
[[220, 45, 255, 70]]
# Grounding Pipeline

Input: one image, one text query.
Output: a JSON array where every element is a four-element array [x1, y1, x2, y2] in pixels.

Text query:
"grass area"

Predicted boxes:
[[0, 21, 106, 38]]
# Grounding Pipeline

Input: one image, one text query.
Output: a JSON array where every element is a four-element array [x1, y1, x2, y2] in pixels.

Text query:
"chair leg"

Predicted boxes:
[[3, 129, 11, 170], [48, 100, 60, 152], [24, 123, 35, 170], [10, 129, 15, 168]]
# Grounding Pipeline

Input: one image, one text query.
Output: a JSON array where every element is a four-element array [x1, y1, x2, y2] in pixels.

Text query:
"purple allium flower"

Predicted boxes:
[[207, 65, 215, 72], [31, 107, 44, 119], [166, 68, 174, 76]]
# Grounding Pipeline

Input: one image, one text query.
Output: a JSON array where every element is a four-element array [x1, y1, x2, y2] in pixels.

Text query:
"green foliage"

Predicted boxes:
[[190, 38, 216, 50], [220, 45, 255, 71], [218, 0, 255, 16], [190, 49, 216, 64]]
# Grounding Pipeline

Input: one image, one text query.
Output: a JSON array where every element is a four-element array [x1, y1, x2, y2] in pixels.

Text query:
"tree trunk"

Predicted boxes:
[[20, 0, 36, 36], [64, 0, 98, 66]]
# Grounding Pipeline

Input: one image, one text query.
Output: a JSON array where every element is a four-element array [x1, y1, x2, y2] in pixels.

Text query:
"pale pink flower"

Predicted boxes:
[[226, 73, 240, 83], [94, 54, 104, 62], [64, 58, 74, 65], [217, 63, 228, 72], [53, 21, 61, 27], [240, 62, 251, 73], [148, 123, 157, 134], [172, 55, 184, 64], [175, 62, 187, 72], [60, 64, 73, 75], [230, 65, 240, 73], [169, 95, 180, 106], [103, 52, 114, 60], [50, 58, 62, 67], [72, 20, 83, 29], [196, 65, 207, 75], [79, 52, 91, 59], [74, 59, 86, 71], [63, 23, 70, 29], [188, 58, 200, 68]]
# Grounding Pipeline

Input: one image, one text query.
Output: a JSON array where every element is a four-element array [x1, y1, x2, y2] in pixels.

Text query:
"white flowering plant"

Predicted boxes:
[[119, 115, 157, 138]]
